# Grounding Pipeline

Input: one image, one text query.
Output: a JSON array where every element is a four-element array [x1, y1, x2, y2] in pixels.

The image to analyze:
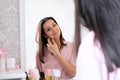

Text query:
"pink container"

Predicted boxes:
[[0, 50, 6, 72]]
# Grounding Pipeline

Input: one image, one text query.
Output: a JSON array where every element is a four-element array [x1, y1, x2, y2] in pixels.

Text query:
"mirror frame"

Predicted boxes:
[[19, 0, 26, 71]]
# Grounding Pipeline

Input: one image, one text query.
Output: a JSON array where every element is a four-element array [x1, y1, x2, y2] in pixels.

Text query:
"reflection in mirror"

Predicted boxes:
[[0, 0, 80, 79], [25, 0, 75, 71]]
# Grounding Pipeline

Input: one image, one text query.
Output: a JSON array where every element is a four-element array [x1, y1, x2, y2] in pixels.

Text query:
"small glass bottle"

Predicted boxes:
[[45, 68, 52, 80], [52, 69, 60, 80], [40, 72, 45, 80]]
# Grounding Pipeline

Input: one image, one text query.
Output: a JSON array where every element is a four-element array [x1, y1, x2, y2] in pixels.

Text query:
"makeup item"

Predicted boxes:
[[34, 69, 40, 80], [6, 58, 15, 70], [40, 72, 45, 80], [45, 68, 52, 80], [52, 69, 60, 80], [0, 51, 5, 72], [29, 69, 35, 80]]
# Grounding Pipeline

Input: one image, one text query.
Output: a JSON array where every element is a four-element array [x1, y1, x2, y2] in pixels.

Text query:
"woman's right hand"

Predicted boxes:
[[47, 38, 60, 56]]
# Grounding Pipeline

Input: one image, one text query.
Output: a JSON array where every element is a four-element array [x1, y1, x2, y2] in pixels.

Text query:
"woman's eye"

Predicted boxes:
[[53, 24, 56, 27], [47, 29, 50, 31]]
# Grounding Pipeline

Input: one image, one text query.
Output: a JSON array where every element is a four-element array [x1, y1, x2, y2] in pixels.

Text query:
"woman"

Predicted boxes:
[[35, 17, 76, 79], [75, 0, 120, 80]]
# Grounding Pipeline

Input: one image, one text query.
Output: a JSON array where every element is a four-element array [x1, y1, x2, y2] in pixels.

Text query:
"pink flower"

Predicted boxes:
[[0, 50, 5, 58]]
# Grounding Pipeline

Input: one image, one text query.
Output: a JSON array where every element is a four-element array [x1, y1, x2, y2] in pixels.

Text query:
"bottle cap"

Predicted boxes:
[[45, 68, 52, 75], [40, 72, 45, 78]]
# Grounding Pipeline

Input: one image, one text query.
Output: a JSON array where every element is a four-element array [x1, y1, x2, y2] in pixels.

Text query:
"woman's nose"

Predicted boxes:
[[52, 27, 56, 32]]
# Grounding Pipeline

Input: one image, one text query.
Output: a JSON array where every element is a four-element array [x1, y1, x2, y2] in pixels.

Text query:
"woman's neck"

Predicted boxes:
[[54, 38, 61, 49]]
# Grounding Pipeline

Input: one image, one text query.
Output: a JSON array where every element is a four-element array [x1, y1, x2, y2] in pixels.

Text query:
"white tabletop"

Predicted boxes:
[[0, 69, 26, 80]]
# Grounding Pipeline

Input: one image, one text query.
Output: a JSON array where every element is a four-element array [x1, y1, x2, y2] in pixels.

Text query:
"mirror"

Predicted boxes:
[[24, 0, 75, 70], [0, 0, 76, 72]]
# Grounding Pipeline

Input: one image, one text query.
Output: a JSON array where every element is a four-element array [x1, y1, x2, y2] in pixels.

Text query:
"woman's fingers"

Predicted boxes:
[[47, 43, 49, 47], [47, 38, 55, 45], [47, 38, 52, 45]]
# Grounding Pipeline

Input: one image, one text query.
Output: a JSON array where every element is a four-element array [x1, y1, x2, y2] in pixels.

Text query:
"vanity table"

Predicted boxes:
[[0, 69, 26, 80]]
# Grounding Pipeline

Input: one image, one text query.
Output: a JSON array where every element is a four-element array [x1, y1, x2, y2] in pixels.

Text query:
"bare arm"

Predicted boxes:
[[55, 52, 76, 77]]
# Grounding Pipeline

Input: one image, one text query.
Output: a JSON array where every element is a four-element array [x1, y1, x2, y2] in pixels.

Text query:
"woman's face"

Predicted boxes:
[[43, 19, 61, 39]]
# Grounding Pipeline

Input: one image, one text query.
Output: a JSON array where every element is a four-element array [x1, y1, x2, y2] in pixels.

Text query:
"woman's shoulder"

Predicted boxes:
[[64, 41, 75, 45], [63, 41, 76, 53], [109, 68, 120, 80], [64, 41, 75, 48]]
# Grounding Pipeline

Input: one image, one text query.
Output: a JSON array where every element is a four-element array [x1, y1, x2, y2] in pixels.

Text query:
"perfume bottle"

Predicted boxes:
[[40, 72, 45, 80], [45, 68, 52, 80], [52, 69, 60, 80]]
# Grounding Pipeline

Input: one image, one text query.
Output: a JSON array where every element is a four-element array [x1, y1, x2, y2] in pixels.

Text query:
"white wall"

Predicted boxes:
[[25, 0, 75, 70]]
